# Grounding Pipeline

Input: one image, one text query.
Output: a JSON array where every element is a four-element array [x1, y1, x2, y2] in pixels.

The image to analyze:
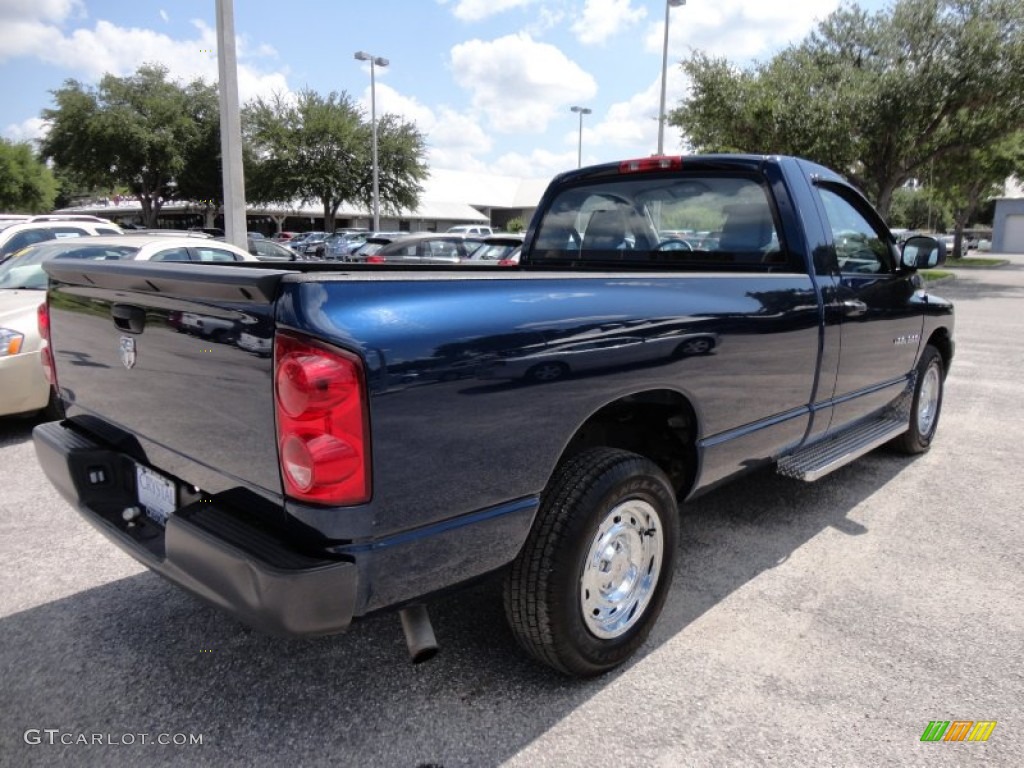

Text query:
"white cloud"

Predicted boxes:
[[524, 6, 566, 36], [3, 116, 49, 143], [368, 84, 492, 173], [370, 84, 434, 130], [578, 65, 691, 163], [492, 148, 579, 178], [438, 0, 539, 22], [425, 108, 493, 171], [644, 0, 841, 62], [449, 34, 597, 134], [573, 0, 647, 45], [0, 17, 290, 106], [159, 9, 169, 23], [0, 0, 81, 23]]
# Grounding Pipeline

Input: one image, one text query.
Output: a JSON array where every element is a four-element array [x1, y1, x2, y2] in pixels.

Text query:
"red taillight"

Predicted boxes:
[[619, 156, 683, 174], [37, 301, 57, 387], [365, 255, 385, 264], [274, 331, 370, 505], [497, 258, 516, 266]]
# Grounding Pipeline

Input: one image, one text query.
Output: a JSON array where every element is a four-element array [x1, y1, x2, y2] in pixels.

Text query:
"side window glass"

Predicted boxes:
[[151, 247, 192, 262], [815, 187, 894, 275], [193, 247, 241, 262]]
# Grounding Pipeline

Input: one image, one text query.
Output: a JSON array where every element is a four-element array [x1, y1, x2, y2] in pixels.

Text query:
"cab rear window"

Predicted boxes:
[[531, 174, 799, 272]]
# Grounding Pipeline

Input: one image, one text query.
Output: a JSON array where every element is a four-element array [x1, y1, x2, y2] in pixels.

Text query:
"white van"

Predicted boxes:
[[447, 224, 494, 236]]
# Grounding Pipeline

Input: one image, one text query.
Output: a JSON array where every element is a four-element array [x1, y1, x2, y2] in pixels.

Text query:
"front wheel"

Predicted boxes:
[[504, 448, 679, 676], [892, 344, 945, 454]]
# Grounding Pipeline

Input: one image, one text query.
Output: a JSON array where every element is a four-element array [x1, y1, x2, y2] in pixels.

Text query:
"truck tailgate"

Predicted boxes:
[[43, 260, 291, 501]]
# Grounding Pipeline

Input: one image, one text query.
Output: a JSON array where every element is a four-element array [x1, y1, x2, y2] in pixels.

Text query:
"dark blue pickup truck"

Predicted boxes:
[[34, 155, 954, 677]]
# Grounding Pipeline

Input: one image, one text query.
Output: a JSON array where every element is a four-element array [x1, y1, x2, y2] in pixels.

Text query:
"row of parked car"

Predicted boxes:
[[0, 214, 519, 421], [269, 226, 522, 266]]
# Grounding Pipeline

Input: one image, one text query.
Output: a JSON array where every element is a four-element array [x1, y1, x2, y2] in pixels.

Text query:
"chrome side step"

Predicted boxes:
[[777, 416, 909, 482]]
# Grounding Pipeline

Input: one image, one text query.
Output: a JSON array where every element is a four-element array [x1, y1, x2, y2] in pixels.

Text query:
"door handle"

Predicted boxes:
[[841, 299, 868, 318], [111, 303, 146, 333]]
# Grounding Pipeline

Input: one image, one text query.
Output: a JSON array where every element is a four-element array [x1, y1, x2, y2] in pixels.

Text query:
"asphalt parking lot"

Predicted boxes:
[[1, 258, 1022, 768]]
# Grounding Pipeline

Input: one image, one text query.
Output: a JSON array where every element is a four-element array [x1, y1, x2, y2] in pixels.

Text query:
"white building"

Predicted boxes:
[[992, 176, 1024, 254], [52, 168, 553, 235]]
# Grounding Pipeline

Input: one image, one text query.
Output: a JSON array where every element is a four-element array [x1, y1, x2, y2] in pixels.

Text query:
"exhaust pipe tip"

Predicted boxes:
[[399, 604, 439, 664]]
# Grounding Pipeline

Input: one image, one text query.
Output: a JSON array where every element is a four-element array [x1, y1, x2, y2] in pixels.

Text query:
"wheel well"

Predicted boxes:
[[926, 328, 953, 377], [556, 389, 698, 495]]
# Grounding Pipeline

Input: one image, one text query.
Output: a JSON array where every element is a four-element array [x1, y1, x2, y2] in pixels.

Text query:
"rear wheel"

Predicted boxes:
[[504, 448, 679, 677], [892, 344, 944, 454]]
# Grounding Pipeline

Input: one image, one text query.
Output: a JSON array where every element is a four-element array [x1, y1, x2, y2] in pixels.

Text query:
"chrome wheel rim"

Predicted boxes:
[[532, 364, 564, 381], [580, 499, 664, 639], [916, 362, 941, 436], [681, 339, 710, 355]]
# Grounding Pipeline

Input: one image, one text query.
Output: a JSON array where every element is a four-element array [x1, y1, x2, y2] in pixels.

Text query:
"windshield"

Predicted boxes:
[[0, 243, 138, 289]]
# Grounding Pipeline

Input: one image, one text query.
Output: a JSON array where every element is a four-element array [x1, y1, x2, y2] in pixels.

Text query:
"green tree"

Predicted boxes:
[[356, 113, 429, 217], [39, 64, 220, 227], [888, 186, 950, 231], [670, 0, 1024, 217], [245, 90, 362, 230], [0, 139, 57, 213], [245, 89, 427, 232], [170, 78, 225, 224], [931, 132, 1024, 255]]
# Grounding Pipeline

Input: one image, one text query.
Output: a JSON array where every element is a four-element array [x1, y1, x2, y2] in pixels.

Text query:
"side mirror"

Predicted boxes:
[[901, 236, 946, 270]]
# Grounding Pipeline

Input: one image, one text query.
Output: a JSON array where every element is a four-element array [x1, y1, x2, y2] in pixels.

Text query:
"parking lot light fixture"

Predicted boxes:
[[355, 51, 389, 231], [570, 106, 592, 169], [657, 0, 685, 156]]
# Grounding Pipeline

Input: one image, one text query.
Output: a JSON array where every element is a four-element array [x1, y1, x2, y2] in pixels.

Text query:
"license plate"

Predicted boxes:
[[136, 463, 177, 525]]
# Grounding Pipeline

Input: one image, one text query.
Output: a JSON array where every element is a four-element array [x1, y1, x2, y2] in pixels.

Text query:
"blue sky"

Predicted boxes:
[[0, 0, 889, 178]]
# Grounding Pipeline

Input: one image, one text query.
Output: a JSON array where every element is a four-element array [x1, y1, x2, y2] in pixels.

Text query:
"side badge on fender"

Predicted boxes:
[[120, 336, 137, 369]]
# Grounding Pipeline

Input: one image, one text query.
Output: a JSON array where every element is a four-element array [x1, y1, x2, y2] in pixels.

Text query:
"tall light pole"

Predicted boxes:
[[569, 106, 592, 168], [657, 0, 685, 156], [215, 0, 246, 248], [354, 50, 389, 231]]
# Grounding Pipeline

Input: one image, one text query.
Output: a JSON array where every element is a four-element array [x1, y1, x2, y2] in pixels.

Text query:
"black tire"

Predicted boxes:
[[526, 362, 569, 383], [892, 344, 945, 454], [674, 337, 713, 357], [504, 447, 679, 677]]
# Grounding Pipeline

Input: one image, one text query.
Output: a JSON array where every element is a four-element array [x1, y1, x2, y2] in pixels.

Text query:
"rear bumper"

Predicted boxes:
[[33, 420, 358, 637]]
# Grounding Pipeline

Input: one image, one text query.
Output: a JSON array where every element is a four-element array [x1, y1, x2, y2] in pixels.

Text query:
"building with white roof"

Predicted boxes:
[[52, 168, 553, 235]]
